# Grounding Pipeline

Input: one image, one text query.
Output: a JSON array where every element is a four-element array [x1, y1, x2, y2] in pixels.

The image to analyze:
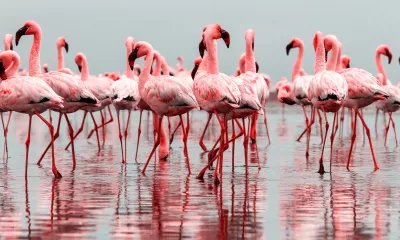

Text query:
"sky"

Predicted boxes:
[[1, 0, 399, 84]]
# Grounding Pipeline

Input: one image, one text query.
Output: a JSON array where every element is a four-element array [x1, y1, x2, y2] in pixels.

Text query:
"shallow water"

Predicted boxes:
[[0, 103, 399, 239]]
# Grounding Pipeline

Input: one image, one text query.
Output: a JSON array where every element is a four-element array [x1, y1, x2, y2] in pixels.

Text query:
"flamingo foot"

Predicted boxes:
[[200, 142, 208, 152], [52, 168, 62, 179], [318, 163, 326, 175]]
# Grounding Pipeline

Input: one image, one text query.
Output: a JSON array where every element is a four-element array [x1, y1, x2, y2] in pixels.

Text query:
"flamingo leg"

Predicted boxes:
[[231, 120, 235, 169], [116, 110, 124, 163], [89, 112, 101, 152], [186, 112, 190, 140], [179, 115, 191, 174], [124, 110, 131, 162], [318, 110, 329, 174], [65, 111, 87, 150], [34, 111, 62, 179], [346, 110, 358, 170], [263, 110, 271, 144], [361, 109, 365, 146], [100, 110, 106, 143], [87, 106, 114, 139], [329, 112, 338, 172], [49, 110, 52, 124], [169, 118, 182, 145], [141, 115, 163, 174], [384, 113, 390, 147], [1, 113, 8, 159], [213, 113, 225, 185], [250, 113, 258, 144], [199, 113, 212, 152], [64, 114, 76, 169], [38, 113, 62, 165], [317, 110, 323, 144], [356, 110, 379, 170], [306, 107, 316, 157], [389, 112, 398, 147], [242, 118, 249, 172], [167, 117, 171, 140], [339, 106, 345, 138], [134, 109, 143, 162], [25, 115, 33, 178], [375, 108, 379, 137]]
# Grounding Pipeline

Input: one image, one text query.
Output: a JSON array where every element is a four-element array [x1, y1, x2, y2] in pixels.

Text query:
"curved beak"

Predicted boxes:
[[252, 41, 254, 51], [10, 44, 13, 51], [325, 50, 328, 62], [386, 50, 392, 64], [346, 62, 350, 68], [285, 41, 294, 55], [220, 29, 230, 48], [0, 61, 7, 80], [199, 40, 206, 58], [191, 64, 199, 80], [15, 26, 28, 46], [64, 41, 69, 53], [77, 65, 82, 72], [255, 61, 259, 73], [128, 48, 139, 70]]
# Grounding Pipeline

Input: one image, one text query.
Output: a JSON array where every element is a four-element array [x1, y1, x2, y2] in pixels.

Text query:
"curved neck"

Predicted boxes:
[[245, 42, 256, 73], [205, 36, 219, 74], [375, 51, 387, 85], [239, 55, 245, 73], [80, 57, 89, 80], [138, 49, 154, 93], [292, 43, 304, 81], [326, 41, 339, 71], [314, 35, 326, 74], [335, 45, 342, 72], [29, 32, 42, 76], [153, 53, 162, 77], [5, 55, 20, 78], [198, 54, 208, 72], [126, 45, 134, 78], [161, 58, 169, 75], [57, 45, 64, 71]]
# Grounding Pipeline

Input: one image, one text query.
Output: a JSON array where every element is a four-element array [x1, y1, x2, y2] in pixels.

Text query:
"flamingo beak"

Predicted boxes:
[[220, 29, 230, 48], [325, 51, 328, 62], [15, 26, 28, 46], [64, 41, 69, 53], [255, 61, 259, 73], [285, 41, 294, 55], [199, 40, 206, 58], [128, 48, 139, 70], [0, 61, 7, 80], [191, 64, 199, 80], [252, 41, 254, 51], [386, 50, 392, 64], [346, 62, 350, 68], [77, 65, 82, 72], [10, 44, 13, 51]]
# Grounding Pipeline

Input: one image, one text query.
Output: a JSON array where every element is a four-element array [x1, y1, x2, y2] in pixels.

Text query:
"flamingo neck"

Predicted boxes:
[[29, 32, 42, 76], [292, 43, 304, 81], [245, 42, 256, 73], [375, 52, 387, 85], [126, 45, 134, 78], [153, 53, 162, 77], [326, 41, 339, 71], [314, 34, 326, 74], [205, 36, 219, 74], [5, 55, 20, 78], [138, 49, 154, 94], [57, 45, 64, 71], [335, 45, 342, 72], [81, 57, 89, 80], [198, 54, 208, 72], [161, 58, 169, 75], [239, 55, 245, 74]]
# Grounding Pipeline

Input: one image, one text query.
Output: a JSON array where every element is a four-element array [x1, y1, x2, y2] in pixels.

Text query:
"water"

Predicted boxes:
[[0, 103, 399, 239]]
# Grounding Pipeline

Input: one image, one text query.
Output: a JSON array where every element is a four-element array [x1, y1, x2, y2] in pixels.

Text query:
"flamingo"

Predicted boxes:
[[277, 82, 296, 105], [110, 36, 140, 163], [194, 24, 240, 184], [308, 32, 348, 174], [128, 41, 199, 174], [0, 50, 63, 178], [64, 52, 113, 152], [15, 21, 100, 167], [373, 45, 400, 146]]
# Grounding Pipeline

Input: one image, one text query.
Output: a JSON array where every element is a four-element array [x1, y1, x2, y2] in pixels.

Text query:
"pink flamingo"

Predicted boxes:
[[55, 37, 72, 73], [65, 52, 113, 152], [15, 21, 100, 167], [374, 45, 393, 132], [128, 41, 199, 174], [308, 32, 348, 174], [0, 50, 63, 178], [374, 45, 400, 146], [277, 82, 296, 105], [194, 24, 240, 184], [337, 45, 388, 170], [110, 36, 140, 163]]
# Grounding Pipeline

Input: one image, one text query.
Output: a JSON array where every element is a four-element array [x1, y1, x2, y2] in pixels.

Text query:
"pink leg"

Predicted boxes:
[[64, 114, 76, 169], [89, 112, 101, 152], [34, 112, 62, 179], [100, 110, 106, 143], [124, 110, 132, 162], [389, 112, 398, 147], [167, 117, 171, 140], [318, 110, 329, 174], [179, 115, 191, 174], [384, 113, 390, 147], [306, 107, 316, 157], [37, 113, 62, 165], [1, 113, 8, 158], [346, 110, 358, 170], [65, 111, 87, 150], [142, 115, 163, 174], [263, 111, 271, 144], [317, 110, 323, 144], [356, 110, 379, 170], [116, 110, 124, 163], [361, 109, 365, 146], [329, 112, 338, 172], [25, 115, 33, 178], [375, 108, 379, 137], [243, 118, 249, 172], [169, 118, 182, 144], [186, 112, 190, 140], [250, 113, 258, 144], [213, 113, 226, 185], [231, 120, 236, 169], [87, 106, 114, 139], [199, 113, 212, 152], [49, 110, 53, 124], [135, 110, 143, 161]]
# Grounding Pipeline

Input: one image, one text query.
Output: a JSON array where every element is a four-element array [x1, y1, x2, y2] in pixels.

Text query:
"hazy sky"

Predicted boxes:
[[1, 0, 399, 84]]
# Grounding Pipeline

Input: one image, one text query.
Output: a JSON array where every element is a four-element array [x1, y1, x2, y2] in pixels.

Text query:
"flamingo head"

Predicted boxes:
[[323, 35, 338, 61], [125, 36, 135, 50], [199, 24, 230, 56], [286, 37, 303, 55], [245, 29, 255, 51], [74, 52, 86, 72], [56, 37, 69, 53], [376, 44, 392, 64], [341, 55, 351, 68], [15, 21, 41, 46], [191, 57, 202, 80], [0, 61, 6, 80], [128, 41, 153, 70]]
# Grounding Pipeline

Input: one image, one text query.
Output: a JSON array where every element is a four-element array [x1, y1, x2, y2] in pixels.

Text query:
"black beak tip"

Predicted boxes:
[[78, 65, 82, 72], [285, 42, 294, 56], [10, 44, 13, 51], [65, 42, 69, 53], [255, 61, 259, 73]]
